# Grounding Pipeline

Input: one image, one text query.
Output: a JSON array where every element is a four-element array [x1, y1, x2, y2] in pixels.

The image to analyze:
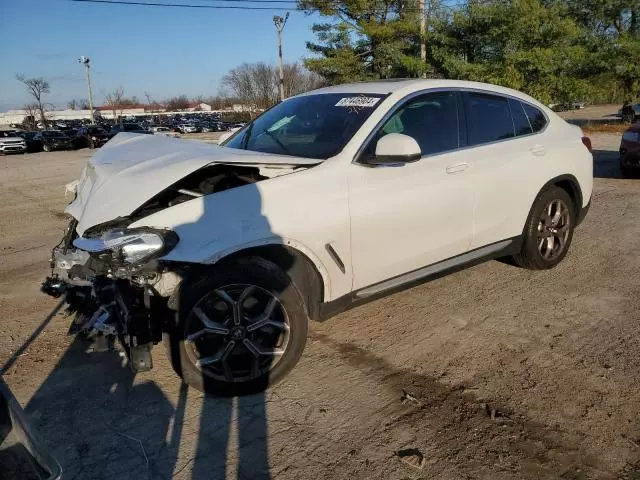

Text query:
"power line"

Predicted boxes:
[[69, 0, 465, 12], [70, 0, 300, 10]]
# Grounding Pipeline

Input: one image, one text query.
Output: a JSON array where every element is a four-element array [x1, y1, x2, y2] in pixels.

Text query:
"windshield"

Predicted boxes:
[[224, 93, 386, 159]]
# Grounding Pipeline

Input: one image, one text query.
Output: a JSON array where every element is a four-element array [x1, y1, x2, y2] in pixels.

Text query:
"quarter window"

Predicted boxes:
[[509, 99, 533, 136], [522, 103, 547, 132], [466, 93, 515, 145], [364, 91, 460, 158]]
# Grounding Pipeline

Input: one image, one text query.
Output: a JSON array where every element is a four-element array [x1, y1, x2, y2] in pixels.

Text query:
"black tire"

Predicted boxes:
[[512, 186, 576, 270], [620, 163, 633, 179], [164, 257, 308, 396]]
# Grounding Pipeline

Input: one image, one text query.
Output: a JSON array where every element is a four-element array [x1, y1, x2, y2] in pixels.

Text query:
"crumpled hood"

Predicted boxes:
[[66, 133, 319, 235]]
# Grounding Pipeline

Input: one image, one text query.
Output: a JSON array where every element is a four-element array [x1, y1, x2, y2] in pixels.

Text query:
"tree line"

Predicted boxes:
[[299, 0, 640, 104]]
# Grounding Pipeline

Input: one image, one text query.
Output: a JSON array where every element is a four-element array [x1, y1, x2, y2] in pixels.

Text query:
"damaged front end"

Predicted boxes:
[[42, 134, 312, 372], [41, 219, 177, 371]]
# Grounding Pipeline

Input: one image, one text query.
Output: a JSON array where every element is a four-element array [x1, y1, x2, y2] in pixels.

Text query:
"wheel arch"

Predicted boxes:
[[533, 174, 583, 220], [222, 244, 326, 321]]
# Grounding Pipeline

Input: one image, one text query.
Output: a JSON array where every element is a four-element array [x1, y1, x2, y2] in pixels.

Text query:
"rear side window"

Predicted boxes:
[[509, 99, 533, 136], [466, 93, 515, 145], [522, 103, 547, 132]]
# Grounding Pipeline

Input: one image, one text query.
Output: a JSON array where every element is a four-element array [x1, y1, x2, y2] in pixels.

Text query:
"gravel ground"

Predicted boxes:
[[0, 133, 638, 480]]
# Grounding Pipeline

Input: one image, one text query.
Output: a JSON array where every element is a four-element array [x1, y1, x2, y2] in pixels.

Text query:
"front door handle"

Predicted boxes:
[[446, 162, 470, 174], [530, 144, 546, 156]]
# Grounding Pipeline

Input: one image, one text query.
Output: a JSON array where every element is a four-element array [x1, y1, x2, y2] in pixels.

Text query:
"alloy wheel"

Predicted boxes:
[[537, 199, 571, 260], [184, 284, 290, 383]]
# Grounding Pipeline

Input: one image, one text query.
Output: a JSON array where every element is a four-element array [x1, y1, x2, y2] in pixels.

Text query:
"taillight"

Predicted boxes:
[[581, 136, 592, 153]]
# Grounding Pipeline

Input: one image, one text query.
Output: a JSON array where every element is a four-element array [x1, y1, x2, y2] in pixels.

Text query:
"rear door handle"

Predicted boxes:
[[530, 144, 546, 156], [446, 162, 470, 174]]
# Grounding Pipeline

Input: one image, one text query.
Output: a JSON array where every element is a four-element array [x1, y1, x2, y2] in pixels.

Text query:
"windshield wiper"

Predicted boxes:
[[263, 129, 293, 156], [242, 122, 254, 150]]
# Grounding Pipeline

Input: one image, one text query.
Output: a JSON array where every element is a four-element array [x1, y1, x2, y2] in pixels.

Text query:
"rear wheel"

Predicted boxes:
[[164, 257, 308, 396], [43, 144, 51, 152], [512, 186, 576, 270]]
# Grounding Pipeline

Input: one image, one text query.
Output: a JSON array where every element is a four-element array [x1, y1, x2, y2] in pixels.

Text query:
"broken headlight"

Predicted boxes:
[[73, 228, 179, 265]]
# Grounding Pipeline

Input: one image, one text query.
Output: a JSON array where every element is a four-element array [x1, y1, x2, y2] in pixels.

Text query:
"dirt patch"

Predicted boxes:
[[1, 137, 639, 479]]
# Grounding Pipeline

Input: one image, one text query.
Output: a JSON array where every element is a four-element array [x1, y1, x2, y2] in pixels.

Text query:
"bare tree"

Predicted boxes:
[[105, 86, 125, 121], [165, 95, 190, 111], [222, 62, 278, 112], [22, 103, 39, 129], [280, 62, 325, 98], [16, 74, 50, 129], [67, 98, 90, 110], [222, 61, 323, 113]]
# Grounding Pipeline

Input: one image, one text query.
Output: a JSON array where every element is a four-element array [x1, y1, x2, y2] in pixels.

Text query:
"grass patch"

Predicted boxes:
[[581, 123, 631, 134]]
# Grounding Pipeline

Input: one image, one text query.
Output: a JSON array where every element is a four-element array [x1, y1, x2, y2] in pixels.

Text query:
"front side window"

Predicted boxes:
[[224, 93, 385, 160], [466, 93, 515, 145], [361, 91, 460, 159]]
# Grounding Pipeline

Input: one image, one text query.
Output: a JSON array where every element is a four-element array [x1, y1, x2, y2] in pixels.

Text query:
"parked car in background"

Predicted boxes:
[[620, 124, 640, 178], [0, 130, 27, 154], [75, 125, 110, 149], [109, 123, 152, 136], [618, 102, 640, 123], [151, 126, 179, 137], [17, 131, 42, 152], [179, 124, 198, 134], [34, 130, 76, 152], [44, 79, 593, 396]]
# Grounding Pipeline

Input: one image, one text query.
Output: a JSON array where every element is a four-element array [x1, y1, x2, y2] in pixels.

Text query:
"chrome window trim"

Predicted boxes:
[[353, 86, 550, 165]]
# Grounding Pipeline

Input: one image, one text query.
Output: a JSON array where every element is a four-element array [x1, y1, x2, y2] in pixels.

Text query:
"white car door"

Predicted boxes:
[[462, 92, 550, 249], [348, 91, 475, 291]]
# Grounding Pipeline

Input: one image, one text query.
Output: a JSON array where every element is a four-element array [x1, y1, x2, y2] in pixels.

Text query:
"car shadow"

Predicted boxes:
[[2, 173, 294, 479]]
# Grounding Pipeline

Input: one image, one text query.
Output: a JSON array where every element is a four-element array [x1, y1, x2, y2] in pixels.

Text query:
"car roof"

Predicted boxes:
[[298, 78, 545, 107]]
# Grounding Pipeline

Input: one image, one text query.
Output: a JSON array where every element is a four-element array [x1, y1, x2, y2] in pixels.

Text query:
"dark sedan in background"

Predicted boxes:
[[620, 124, 640, 178], [75, 125, 110, 149], [34, 131, 75, 152]]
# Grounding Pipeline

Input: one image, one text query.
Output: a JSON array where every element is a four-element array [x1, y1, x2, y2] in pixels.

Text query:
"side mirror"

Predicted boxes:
[[369, 133, 421, 165]]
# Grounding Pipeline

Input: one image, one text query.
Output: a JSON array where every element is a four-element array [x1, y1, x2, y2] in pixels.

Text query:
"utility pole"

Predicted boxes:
[[419, 0, 426, 78], [273, 12, 289, 102], [78, 56, 95, 124]]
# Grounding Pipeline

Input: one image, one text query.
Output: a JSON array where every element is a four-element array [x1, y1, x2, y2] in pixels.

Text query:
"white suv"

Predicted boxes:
[[44, 80, 593, 396], [0, 131, 27, 154]]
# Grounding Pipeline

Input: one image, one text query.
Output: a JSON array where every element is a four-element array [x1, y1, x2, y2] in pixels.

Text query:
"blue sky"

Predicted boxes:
[[0, 0, 321, 110]]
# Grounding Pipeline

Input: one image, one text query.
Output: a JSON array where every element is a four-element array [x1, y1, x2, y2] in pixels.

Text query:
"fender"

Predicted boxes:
[[204, 236, 333, 302]]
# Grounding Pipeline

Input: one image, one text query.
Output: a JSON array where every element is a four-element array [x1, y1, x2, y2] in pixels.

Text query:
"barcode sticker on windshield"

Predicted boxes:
[[335, 97, 381, 108]]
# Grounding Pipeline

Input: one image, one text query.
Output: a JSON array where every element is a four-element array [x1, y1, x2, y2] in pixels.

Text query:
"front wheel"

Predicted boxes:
[[43, 144, 51, 152], [164, 257, 308, 396], [512, 186, 576, 270]]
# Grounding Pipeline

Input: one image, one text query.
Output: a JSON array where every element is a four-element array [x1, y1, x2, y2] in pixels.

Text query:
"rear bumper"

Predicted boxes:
[[620, 151, 640, 169]]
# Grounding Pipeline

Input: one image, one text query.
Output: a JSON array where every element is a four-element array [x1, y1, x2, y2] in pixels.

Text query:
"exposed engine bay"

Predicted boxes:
[[41, 157, 306, 372]]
